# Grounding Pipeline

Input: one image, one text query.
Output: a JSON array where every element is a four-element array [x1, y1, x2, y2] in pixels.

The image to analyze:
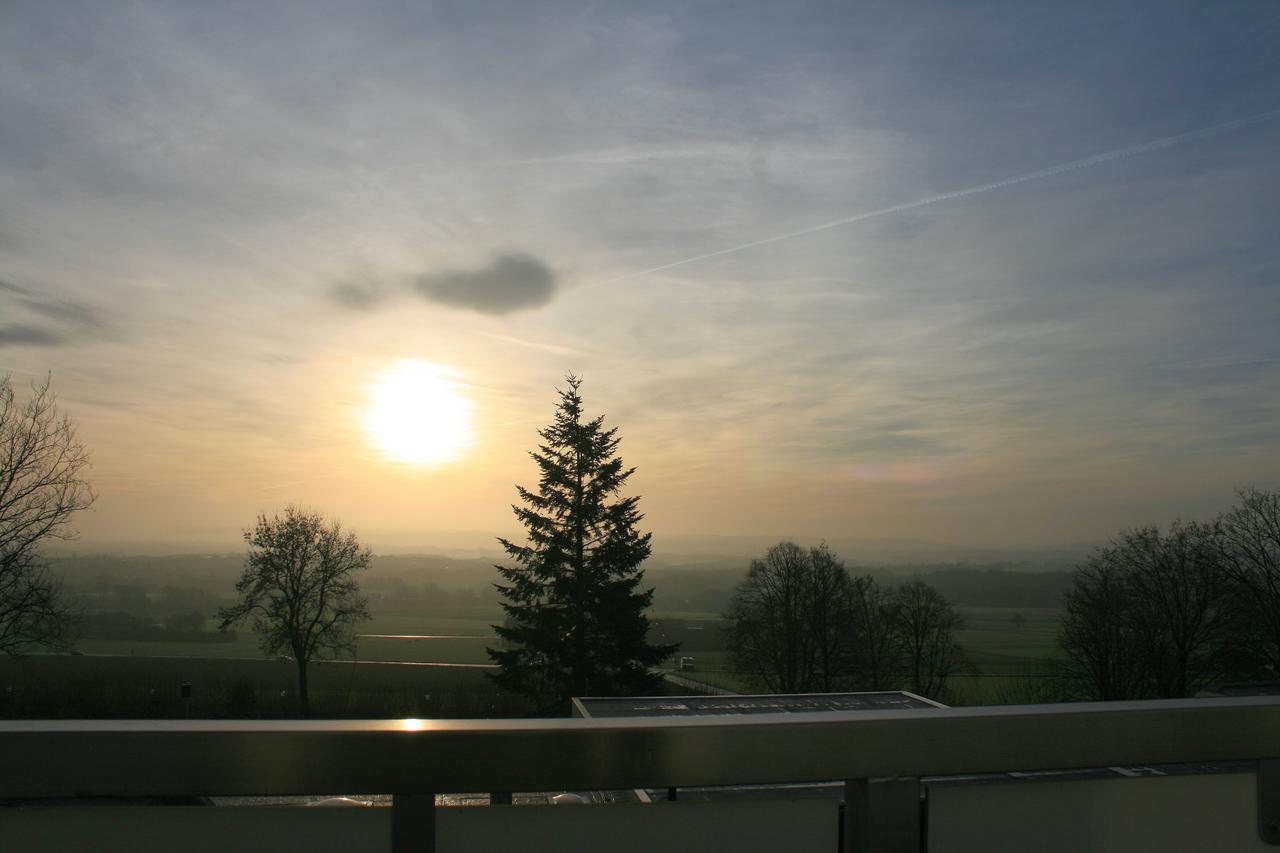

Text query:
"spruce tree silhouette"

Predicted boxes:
[[489, 376, 677, 712]]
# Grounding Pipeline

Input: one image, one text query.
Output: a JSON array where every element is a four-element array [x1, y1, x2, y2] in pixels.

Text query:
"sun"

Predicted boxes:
[[362, 361, 472, 466]]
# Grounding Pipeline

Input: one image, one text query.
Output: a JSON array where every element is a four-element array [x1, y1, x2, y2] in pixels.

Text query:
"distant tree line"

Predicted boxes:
[[364, 577, 500, 609], [1060, 487, 1280, 700], [73, 582, 223, 618], [77, 610, 237, 643], [726, 542, 969, 702]]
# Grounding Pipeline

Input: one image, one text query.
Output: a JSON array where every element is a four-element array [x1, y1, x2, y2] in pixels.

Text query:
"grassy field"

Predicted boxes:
[[0, 653, 524, 719], [948, 606, 1063, 705], [48, 602, 1068, 714], [28, 602, 516, 719], [352, 605, 498, 665], [73, 607, 502, 665], [954, 607, 1061, 672]]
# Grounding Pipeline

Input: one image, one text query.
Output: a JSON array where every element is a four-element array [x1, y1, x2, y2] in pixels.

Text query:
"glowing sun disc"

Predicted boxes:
[[363, 361, 472, 466]]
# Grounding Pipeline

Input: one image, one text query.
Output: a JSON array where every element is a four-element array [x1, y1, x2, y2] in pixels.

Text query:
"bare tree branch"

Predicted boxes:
[[0, 374, 93, 654]]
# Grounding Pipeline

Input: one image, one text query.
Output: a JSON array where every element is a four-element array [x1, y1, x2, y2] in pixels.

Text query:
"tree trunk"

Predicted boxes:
[[296, 656, 310, 717], [573, 455, 586, 697]]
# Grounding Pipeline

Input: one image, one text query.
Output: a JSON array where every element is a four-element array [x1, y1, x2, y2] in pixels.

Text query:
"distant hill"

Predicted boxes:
[[46, 550, 1073, 618], [653, 534, 1096, 571], [55, 532, 1099, 572]]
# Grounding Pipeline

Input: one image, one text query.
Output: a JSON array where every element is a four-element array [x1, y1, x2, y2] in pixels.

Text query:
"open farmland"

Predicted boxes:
[[948, 606, 1064, 705], [73, 607, 502, 665], [0, 653, 524, 719], [34, 559, 1073, 713]]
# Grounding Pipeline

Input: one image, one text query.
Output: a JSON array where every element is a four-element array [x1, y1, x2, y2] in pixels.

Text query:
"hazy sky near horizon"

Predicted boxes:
[[2, 1, 1279, 553]]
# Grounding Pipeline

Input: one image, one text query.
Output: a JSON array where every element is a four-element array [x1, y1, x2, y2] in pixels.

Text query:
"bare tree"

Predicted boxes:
[[806, 544, 858, 691], [218, 506, 371, 715], [1217, 487, 1280, 678], [1059, 552, 1144, 700], [726, 542, 854, 693], [1123, 521, 1233, 697], [0, 374, 93, 653], [726, 546, 972, 698], [847, 574, 906, 691], [1060, 521, 1233, 700], [727, 542, 812, 693], [893, 580, 967, 701]]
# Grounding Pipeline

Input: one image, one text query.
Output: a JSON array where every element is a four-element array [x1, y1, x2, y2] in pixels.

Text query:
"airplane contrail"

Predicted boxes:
[[606, 107, 1280, 283]]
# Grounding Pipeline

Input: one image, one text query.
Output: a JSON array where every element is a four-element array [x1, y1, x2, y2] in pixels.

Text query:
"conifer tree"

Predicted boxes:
[[489, 376, 677, 711]]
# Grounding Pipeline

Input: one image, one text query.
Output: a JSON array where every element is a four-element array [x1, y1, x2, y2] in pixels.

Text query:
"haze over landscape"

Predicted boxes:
[[2, 1, 1278, 557]]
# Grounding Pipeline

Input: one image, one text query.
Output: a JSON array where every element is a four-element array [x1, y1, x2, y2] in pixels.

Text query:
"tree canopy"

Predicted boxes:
[[726, 541, 966, 700], [1217, 487, 1280, 677], [218, 506, 370, 715], [1059, 520, 1235, 700], [726, 542, 854, 693], [893, 580, 968, 700]]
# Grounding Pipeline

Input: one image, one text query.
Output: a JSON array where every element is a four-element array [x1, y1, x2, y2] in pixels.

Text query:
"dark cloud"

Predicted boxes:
[[0, 324, 65, 347], [329, 281, 385, 311], [414, 253, 557, 315]]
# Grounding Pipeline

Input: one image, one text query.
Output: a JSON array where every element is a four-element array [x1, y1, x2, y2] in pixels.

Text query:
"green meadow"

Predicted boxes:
[[21, 564, 1073, 715], [0, 652, 521, 719]]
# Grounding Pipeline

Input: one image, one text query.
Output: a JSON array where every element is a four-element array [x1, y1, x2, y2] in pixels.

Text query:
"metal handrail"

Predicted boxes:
[[3, 696, 1279, 799]]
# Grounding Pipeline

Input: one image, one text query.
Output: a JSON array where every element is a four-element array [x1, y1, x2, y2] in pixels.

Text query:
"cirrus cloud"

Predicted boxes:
[[0, 278, 103, 348]]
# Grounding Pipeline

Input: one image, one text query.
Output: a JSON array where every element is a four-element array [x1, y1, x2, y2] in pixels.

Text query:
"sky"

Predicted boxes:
[[2, 1, 1279, 555]]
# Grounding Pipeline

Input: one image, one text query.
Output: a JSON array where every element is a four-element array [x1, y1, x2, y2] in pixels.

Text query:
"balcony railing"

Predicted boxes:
[[2, 696, 1279, 852]]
